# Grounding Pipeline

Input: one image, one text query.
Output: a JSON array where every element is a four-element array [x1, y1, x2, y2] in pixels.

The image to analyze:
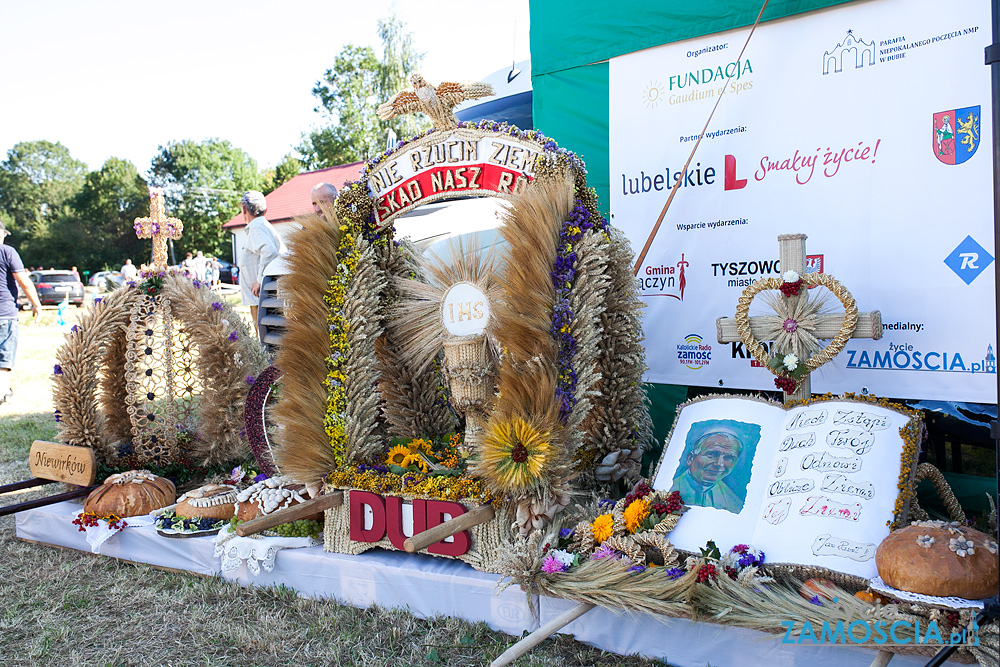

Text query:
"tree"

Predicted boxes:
[[149, 139, 263, 260], [262, 153, 302, 195], [298, 16, 428, 169], [0, 140, 86, 240], [71, 158, 149, 270]]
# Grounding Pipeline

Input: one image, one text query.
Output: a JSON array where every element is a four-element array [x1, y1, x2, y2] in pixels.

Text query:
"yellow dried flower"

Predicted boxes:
[[624, 498, 650, 534], [592, 513, 614, 543], [480, 417, 550, 492]]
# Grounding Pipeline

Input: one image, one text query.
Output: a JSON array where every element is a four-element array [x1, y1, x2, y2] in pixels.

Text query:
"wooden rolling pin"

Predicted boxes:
[[403, 504, 495, 553], [235, 490, 344, 537]]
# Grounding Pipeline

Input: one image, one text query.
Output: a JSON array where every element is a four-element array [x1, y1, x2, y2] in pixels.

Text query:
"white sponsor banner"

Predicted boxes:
[[610, 0, 996, 402]]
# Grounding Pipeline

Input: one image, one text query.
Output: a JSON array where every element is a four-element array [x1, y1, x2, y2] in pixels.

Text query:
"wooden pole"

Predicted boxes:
[[235, 491, 344, 537], [403, 504, 495, 553], [0, 485, 96, 517], [868, 651, 894, 667], [490, 602, 596, 667], [0, 477, 51, 494]]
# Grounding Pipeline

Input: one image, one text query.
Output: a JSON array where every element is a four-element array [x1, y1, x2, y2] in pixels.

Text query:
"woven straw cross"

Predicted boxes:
[[716, 234, 882, 403]]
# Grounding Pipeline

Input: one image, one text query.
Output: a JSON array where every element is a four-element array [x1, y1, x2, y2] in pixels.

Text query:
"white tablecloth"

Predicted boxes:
[[15, 501, 946, 666]]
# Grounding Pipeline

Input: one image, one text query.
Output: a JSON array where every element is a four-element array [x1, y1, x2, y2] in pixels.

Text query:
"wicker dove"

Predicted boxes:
[[377, 74, 494, 130]]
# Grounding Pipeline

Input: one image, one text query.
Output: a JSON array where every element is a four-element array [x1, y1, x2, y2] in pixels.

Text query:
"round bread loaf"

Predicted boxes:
[[235, 476, 320, 521], [174, 484, 237, 521], [875, 521, 998, 600], [85, 470, 176, 518]]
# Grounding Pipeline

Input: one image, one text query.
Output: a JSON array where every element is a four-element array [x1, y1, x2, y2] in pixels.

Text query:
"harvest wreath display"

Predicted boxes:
[[267, 75, 653, 572], [52, 270, 268, 469]]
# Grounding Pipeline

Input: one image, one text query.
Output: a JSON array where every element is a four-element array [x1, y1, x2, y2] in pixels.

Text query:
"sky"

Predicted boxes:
[[0, 0, 530, 174]]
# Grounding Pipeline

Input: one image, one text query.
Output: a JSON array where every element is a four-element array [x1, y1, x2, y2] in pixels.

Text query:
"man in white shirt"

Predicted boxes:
[[238, 190, 285, 332], [120, 258, 138, 281]]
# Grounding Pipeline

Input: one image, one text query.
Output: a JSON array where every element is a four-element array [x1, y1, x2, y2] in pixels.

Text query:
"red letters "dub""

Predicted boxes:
[[348, 491, 471, 556]]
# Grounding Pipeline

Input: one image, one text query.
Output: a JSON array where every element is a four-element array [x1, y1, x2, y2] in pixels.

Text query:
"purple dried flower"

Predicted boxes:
[[809, 595, 823, 606], [590, 544, 619, 561], [245, 375, 255, 385], [559, 528, 573, 538], [664, 567, 686, 580], [53, 364, 63, 375], [228, 331, 239, 342], [541, 553, 567, 573], [94, 297, 102, 304], [628, 564, 646, 574], [253, 473, 269, 483], [71, 325, 79, 333], [212, 302, 223, 311]]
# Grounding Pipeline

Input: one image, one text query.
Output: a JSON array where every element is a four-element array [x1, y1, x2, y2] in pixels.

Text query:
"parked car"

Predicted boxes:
[[218, 259, 237, 284], [91, 271, 125, 292], [19, 270, 85, 307], [88, 270, 115, 287]]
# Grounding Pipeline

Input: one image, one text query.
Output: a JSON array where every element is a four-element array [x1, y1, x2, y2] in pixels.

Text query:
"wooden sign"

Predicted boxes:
[[29, 441, 96, 486]]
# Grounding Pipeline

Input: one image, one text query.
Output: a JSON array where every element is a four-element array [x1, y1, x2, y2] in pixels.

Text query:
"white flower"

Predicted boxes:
[[782, 270, 800, 283], [221, 318, 230, 327], [782, 354, 799, 371], [550, 549, 575, 567], [916, 535, 935, 548]]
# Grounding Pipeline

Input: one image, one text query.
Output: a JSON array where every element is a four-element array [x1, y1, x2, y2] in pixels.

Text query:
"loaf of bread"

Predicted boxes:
[[174, 484, 237, 521], [84, 470, 176, 518], [235, 476, 320, 521], [876, 521, 998, 600]]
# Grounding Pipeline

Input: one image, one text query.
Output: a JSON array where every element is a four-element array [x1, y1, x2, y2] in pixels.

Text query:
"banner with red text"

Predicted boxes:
[[610, 0, 996, 402]]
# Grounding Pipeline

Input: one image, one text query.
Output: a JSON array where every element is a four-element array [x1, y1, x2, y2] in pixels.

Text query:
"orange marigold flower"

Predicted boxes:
[[592, 513, 614, 543], [623, 498, 650, 533]]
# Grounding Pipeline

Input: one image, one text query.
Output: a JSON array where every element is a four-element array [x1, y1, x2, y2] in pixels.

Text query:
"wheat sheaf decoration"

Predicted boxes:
[[272, 212, 346, 485], [373, 238, 457, 442], [473, 173, 578, 534]]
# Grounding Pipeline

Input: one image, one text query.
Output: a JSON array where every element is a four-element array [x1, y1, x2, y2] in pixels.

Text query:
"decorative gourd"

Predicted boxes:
[[84, 470, 176, 518]]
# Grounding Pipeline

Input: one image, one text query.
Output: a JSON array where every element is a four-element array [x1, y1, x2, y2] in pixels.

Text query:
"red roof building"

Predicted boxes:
[[222, 162, 365, 230]]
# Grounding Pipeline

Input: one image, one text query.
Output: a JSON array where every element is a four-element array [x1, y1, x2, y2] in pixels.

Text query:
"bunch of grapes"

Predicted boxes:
[[270, 519, 323, 539]]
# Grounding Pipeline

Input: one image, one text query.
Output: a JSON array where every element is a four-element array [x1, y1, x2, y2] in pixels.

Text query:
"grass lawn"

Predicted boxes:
[[0, 304, 671, 667]]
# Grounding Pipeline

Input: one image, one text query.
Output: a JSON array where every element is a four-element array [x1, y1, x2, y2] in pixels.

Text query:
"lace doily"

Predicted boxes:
[[870, 575, 987, 610], [74, 511, 156, 554], [213, 525, 317, 575]]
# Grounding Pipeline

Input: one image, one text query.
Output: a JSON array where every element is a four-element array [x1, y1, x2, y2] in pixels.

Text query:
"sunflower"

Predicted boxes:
[[408, 438, 434, 456], [479, 417, 551, 492], [592, 513, 614, 543], [623, 498, 650, 534], [385, 444, 410, 467], [401, 453, 429, 473]]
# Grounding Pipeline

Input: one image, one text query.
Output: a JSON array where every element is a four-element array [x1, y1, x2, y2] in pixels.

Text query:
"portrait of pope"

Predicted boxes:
[[669, 422, 758, 513]]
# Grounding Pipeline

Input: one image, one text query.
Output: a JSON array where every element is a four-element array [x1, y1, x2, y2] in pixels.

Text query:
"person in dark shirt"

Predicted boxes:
[[0, 221, 40, 403]]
